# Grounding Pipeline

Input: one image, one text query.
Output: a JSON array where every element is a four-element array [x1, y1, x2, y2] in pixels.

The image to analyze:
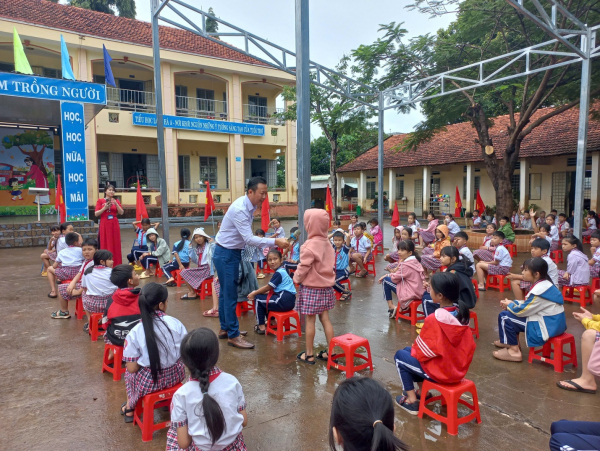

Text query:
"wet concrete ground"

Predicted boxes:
[[1, 218, 598, 451]]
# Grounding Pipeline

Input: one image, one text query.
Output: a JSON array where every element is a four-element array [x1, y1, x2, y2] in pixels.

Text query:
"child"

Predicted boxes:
[[294, 209, 336, 365], [558, 236, 590, 288], [127, 218, 159, 267], [471, 209, 482, 229], [494, 257, 566, 362], [180, 228, 213, 300], [121, 283, 187, 423], [473, 223, 497, 262], [56, 222, 74, 254], [163, 228, 192, 286], [508, 238, 558, 299], [47, 232, 83, 302], [394, 272, 475, 415], [255, 229, 268, 279], [453, 231, 475, 275], [519, 211, 532, 230], [248, 249, 297, 334], [8, 177, 23, 201], [331, 231, 352, 301], [475, 231, 513, 291], [589, 230, 600, 278], [583, 210, 600, 237], [384, 226, 404, 263], [348, 214, 358, 236], [530, 223, 553, 248], [283, 229, 301, 274], [167, 328, 248, 451], [329, 377, 409, 451], [139, 228, 170, 279], [533, 209, 546, 229], [497, 216, 515, 243], [40, 225, 61, 276], [406, 213, 420, 242], [368, 218, 383, 246], [349, 222, 372, 278], [544, 214, 560, 250], [444, 214, 461, 240], [379, 240, 424, 318], [103, 264, 141, 348], [557, 213, 571, 237], [58, 238, 98, 306], [269, 217, 286, 239], [81, 250, 116, 332], [511, 210, 520, 228], [418, 212, 439, 247], [420, 224, 450, 274], [385, 228, 412, 272]]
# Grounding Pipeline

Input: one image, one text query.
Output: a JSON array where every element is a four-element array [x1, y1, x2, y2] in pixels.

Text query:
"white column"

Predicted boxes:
[[519, 158, 529, 211], [336, 173, 343, 208], [358, 171, 367, 213], [591, 153, 600, 212], [388, 169, 396, 207], [422, 166, 431, 214], [465, 163, 475, 213]]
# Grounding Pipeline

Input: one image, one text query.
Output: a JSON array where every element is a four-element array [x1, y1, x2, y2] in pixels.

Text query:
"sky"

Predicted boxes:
[[135, 0, 457, 139]]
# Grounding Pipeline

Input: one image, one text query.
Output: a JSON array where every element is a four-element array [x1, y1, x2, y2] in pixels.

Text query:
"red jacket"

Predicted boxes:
[[412, 308, 475, 384]]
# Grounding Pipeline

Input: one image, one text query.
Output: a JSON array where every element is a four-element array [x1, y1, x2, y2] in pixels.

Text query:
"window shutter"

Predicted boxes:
[[244, 159, 252, 186], [267, 160, 277, 188], [146, 155, 160, 189], [109, 153, 124, 188]]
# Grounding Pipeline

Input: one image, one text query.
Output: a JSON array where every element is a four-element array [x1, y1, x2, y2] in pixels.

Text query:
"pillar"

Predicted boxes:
[[465, 163, 475, 213], [358, 171, 367, 212], [591, 153, 600, 212], [388, 169, 396, 208], [423, 166, 431, 214], [161, 62, 179, 204], [336, 173, 342, 208], [228, 74, 245, 200], [519, 158, 529, 211], [286, 99, 298, 204]]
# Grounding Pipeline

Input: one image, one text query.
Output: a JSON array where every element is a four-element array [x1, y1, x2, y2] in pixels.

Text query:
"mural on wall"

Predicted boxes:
[[0, 128, 57, 216]]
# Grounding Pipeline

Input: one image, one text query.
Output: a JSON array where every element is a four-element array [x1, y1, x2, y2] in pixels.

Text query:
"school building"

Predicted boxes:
[[337, 105, 600, 217], [0, 0, 297, 215]]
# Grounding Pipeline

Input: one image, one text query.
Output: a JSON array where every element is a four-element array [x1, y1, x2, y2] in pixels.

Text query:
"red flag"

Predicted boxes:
[[454, 186, 463, 217], [391, 200, 400, 227], [261, 193, 270, 232], [55, 175, 66, 223], [475, 189, 486, 214], [325, 184, 334, 227], [204, 181, 216, 222], [135, 177, 149, 221]]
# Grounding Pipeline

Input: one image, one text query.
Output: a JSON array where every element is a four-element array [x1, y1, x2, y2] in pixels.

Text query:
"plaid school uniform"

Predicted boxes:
[[124, 360, 186, 409], [420, 230, 435, 244], [295, 285, 335, 315], [421, 255, 442, 271], [422, 247, 434, 256], [180, 244, 211, 290], [55, 265, 81, 282], [473, 236, 495, 262], [591, 249, 600, 278], [385, 262, 399, 272], [58, 282, 81, 301], [82, 293, 111, 313], [488, 264, 510, 276], [46, 249, 57, 261]]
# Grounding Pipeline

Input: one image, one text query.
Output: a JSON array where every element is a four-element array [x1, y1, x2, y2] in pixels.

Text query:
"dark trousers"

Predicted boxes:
[[394, 346, 433, 392], [127, 245, 148, 263], [255, 291, 296, 325], [333, 269, 350, 293], [550, 420, 600, 451], [382, 275, 397, 301], [162, 260, 189, 279], [498, 311, 526, 346], [213, 245, 242, 339], [140, 254, 158, 269]]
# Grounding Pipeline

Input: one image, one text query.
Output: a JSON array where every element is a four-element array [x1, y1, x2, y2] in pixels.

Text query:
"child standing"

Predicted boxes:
[[167, 328, 248, 451], [418, 212, 439, 247], [444, 214, 461, 241], [420, 224, 451, 274], [139, 228, 170, 279], [331, 231, 352, 301], [508, 238, 558, 299], [40, 225, 61, 276], [163, 228, 192, 286], [121, 283, 187, 423], [103, 264, 141, 347], [180, 228, 213, 300], [476, 231, 513, 291], [349, 223, 372, 278], [47, 232, 83, 301], [254, 229, 268, 279], [248, 249, 297, 334], [558, 236, 590, 288], [453, 231, 475, 275], [497, 216, 515, 243], [473, 223, 497, 262], [81, 250, 116, 332], [583, 210, 600, 237], [269, 218, 286, 239], [494, 258, 566, 362], [294, 209, 336, 365], [588, 230, 600, 278], [394, 272, 475, 415], [58, 238, 98, 306], [368, 218, 383, 247]]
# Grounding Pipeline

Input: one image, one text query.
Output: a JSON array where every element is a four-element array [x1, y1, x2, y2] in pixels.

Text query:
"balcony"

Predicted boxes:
[[243, 104, 286, 125], [107, 87, 156, 113], [175, 96, 228, 120]]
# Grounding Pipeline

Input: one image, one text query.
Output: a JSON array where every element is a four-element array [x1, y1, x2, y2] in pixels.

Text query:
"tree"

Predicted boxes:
[[276, 153, 286, 188], [354, 1, 600, 219], [206, 7, 219, 34], [69, 0, 136, 19], [2, 130, 54, 178]]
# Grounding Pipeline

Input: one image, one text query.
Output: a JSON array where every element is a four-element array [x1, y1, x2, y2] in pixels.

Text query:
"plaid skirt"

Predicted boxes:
[[83, 293, 111, 313], [55, 265, 80, 282], [502, 239, 513, 245], [214, 278, 221, 298], [387, 251, 399, 262], [557, 270, 574, 287], [488, 264, 510, 276], [58, 282, 81, 301], [422, 247, 434, 256], [296, 285, 335, 315], [421, 256, 442, 271], [46, 249, 57, 261], [519, 280, 532, 291], [473, 249, 494, 262], [550, 240, 560, 252], [349, 250, 373, 262], [591, 264, 600, 279], [124, 360, 186, 409], [180, 264, 211, 290], [420, 231, 435, 244], [582, 229, 594, 237], [166, 429, 246, 451], [385, 262, 398, 272]]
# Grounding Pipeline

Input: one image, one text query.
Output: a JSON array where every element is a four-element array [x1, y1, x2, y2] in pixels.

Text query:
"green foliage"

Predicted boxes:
[[206, 7, 219, 34], [2, 130, 53, 151], [276, 154, 285, 188], [69, 0, 136, 19]]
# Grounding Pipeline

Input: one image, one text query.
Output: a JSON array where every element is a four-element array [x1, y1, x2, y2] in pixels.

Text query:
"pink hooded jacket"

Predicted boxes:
[[389, 256, 425, 310], [293, 209, 335, 288]]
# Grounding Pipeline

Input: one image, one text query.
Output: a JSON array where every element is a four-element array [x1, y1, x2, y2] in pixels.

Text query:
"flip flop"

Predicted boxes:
[[180, 294, 197, 300], [556, 380, 597, 394], [355, 270, 368, 278], [492, 348, 522, 362], [493, 340, 511, 348], [478, 286, 487, 291], [296, 351, 315, 365], [203, 309, 219, 317], [47, 292, 57, 298]]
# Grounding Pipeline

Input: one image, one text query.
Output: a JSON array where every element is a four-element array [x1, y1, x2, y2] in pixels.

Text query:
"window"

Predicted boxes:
[[223, 92, 228, 114], [366, 181, 376, 199], [146, 155, 160, 189], [414, 179, 423, 213], [584, 170, 592, 201], [430, 178, 440, 196], [551, 172, 567, 212], [474, 176, 480, 199], [529, 173, 542, 200], [200, 156, 218, 187], [248, 95, 267, 117], [396, 179, 404, 199], [178, 155, 190, 190], [511, 173, 520, 195], [463, 177, 466, 200], [122, 154, 147, 188], [98, 152, 110, 187], [463, 176, 481, 200], [94, 75, 106, 84], [0, 62, 15, 72], [197, 88, 215, 113], [43, 67, 62, 79], [175, 85, 188, 110], [567, 156, 592, 166]]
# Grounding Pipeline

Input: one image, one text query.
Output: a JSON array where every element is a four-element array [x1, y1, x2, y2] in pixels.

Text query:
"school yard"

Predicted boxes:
[[1, 218, 596, 451]]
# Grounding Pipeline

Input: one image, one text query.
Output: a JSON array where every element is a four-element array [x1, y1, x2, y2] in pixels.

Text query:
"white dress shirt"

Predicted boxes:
[[216, 195, 275, 250]]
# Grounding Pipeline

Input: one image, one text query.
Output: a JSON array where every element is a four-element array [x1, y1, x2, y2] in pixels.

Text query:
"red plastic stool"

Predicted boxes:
[[266, 310, 301, 341], [562, 285, 593, 308], [396, 299, 425, 326], [236, 300, 255, 317], [593, 278, 600, 291], [550, 250, 564, 264], [255, 263, 274, 275], [472, 279, 479, 299], [101, 343, 125, 381], [418, 379, 481, 436], [372, 243, 384, 256], [583, 235, 591, 244], [335, 278, 352, 300], [365, 259, 376, 277], [528, 332, 578, 373], [133, 383, 183, 442], [486, 274, 509, 292], [327, 333, 374, 378], [469, 311, 479, 339], [195, 277, 213, 300], [172, 270, 185, 287], [74, 296, 85, 320], [153, 263, 163, 278], [505, 243, 517, 257], [89, 312, 106, 342]]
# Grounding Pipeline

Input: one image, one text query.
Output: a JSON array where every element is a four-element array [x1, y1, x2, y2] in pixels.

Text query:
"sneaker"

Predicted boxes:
[[51, 310, 71, 319], [257, 273, 265, 279], [395, 395, 420, 416]]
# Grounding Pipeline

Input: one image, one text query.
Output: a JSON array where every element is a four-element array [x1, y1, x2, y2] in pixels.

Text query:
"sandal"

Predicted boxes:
[[556, 380, 597, 394], [83, 323, 89, 333], [47, 292, 57, 298], [257, 273, 266, 279], [51, 310, 70, 319], [492, 348, 522, 362], [180, 294, 197, 300], [340, 293, 352, 301], [139, 272, 151, 279], [121, 402, 135, 423], [315, 350, 338, 362], [296, 351, 315, 365], [478, 286, 486, 291], [355, 270, 368, 278], [163, 281, 176, 287], [493, 340, 510, 349], [203, 309, 219, 317], [388, 307, 397, 319], [253, 324, 266, 335]]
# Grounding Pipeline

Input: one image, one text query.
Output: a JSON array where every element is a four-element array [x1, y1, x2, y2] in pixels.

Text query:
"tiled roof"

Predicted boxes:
[[338, 105, 600, 172], [0, 0, 267, 66]]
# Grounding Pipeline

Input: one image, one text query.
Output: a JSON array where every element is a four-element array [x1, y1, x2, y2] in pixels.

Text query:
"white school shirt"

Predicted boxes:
[[558, 221, 570, 234], [405, 224, 418, 237], [171, 372, 246, 451], [544, 235, 552, 246], [350, 235, 371, 253], [472, 216, 481, 227], [494, 245, 513, 268], [56, 236, 68, 253], [56, 246, 84, 267], [123, 315, 187, 368], [81, 266, 117, 297], [459, 246, 476, 274], [446, 220, 461, 235], [588, 218, 597, 230], [542, 255, 559, 285], [348, 223, 355, 235], [549, 224, 559, 241], [414, 219, 421, 228], [272, 226, 286, 238]]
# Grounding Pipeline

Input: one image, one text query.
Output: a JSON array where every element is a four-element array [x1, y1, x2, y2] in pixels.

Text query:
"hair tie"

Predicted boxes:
[[202, 391, 208, 394], [372, 420, 382, 428]]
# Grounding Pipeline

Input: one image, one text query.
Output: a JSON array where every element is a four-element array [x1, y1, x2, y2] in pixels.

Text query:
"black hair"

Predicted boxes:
[[531, 238, 550, 253], [290, 226, 298, 235], [430, 272, 469, 325], [350, 214, 358, 220], [103, 183, 115, 197], [138, 283, 171, 383], [539, 223, 551, 234], [426, 211, 436, 219], [50, 225, 60, 232], [562, 235, 584, 252], [175, 228, 191, 253], [591, 230, 600, 240], [454, 231, 469, 241], [267, 248, 283, 260], [445, 213, 454, 220], [24, 156, 35, 166], [546, 214, 556, 221], [501, 216, 510, 222], [60, 222, 72, 233], [398, 239, 420, 262], [486, 223, 497, 231], [83, 237, 99, 249], [333, 231, 345, 240], [110, 264, 135, 288], [141, 218, 151, 226], [329, 377, 409, 451], [588, 210, 600, 227], [65, 232, 80, 246], [359, 222, 368, 230], [85, 249, 113, 275], [180, 328, 226, 445], [333, 220, 341, 226], [523, 257, 552, 284], [551, 209, 558, 214], [271, 217, 281, 225], [473, 209, 480, 214], [247, 176, 267, 192], [354, 222, 365, 231], [558, 212, 567, 218], [492, 231, 505, 240], [441, 245, 472, 272], [8, 177, 18, 185], [369, 218, 379, 226], [408, 212, 417, 220], [255, 228, 265, 236]]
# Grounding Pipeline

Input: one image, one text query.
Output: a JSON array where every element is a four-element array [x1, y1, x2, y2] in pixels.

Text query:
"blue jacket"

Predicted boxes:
[[507, 280, 566, 347]]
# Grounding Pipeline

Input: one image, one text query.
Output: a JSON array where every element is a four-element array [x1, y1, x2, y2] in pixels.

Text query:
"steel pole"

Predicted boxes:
[[378, 92, 385, 244], [151, 0, 170, 245], [295, 0, 310, 243]]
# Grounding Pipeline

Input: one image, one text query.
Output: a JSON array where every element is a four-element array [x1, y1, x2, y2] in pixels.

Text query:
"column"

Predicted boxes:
[[591, 153, 600, 211], [358, 171, 367, 212], [465, 163, 475, 213], [286, 99, 298, 204], [161, 62, 179, 204], [422, 166, 431, 213], [519, 158, 529, 211], [388, 169, 396, 208], [336, 173, 342, 208], [228, 74, 245, 200]]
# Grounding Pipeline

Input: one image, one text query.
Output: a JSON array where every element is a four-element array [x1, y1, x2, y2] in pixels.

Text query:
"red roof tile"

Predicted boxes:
[[0, 0, 268, 66], [338, 105, 600, 172]]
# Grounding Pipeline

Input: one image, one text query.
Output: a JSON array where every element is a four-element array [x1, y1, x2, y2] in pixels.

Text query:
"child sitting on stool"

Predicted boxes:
[[350, 222, 372, 278], [57, 238, 97, 309], [81, 249, 116, 333], [138, 228, 170, 279], [476, 231, 513, 291], [48, 232, 83, 306], [41, 225, 61, 276], [126, 218, 159, 268], [558, 236, 590, 288], [163, 228, 192, 286], [332, 231, 352, 301], [508, 238, 558, 299]]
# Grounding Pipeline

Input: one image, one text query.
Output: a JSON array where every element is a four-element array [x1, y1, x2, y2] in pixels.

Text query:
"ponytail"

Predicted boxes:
[[430, 272, 469, 325], [563, 235, 584, 252], [138, 283, 171, 382], [85, 249, 113, 276], [175, 228, 191, 253], [398, 239, 420, 262]]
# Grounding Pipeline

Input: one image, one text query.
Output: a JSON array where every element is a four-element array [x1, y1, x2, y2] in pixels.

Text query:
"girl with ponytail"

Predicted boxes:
[[163, 228, 192, 286], [121, 283, 187, 423], [80, 249, 116, 332], [167, 327, 248, 451]]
